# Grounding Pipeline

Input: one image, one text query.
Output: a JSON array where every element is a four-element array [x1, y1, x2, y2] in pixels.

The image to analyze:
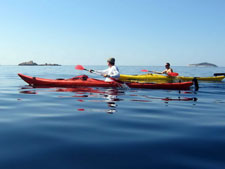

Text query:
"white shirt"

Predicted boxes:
[[95, 65, 120, 82]]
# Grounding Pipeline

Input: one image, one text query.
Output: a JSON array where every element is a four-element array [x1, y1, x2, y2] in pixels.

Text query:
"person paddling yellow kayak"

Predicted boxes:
[[141, 62, 178, 77], [152, 62, 174, 75]]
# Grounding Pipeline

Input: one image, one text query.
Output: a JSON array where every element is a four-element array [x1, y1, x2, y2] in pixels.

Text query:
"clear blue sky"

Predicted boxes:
[[0, 0, 224, 66]]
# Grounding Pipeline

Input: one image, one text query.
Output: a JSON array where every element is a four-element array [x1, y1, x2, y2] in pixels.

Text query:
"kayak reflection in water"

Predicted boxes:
[[103, 89, 123, 114], [89, 57, 120, 82], [152, 62, 174, 75]]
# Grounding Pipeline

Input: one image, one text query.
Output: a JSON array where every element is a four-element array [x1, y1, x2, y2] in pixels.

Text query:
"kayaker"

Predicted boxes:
[[89, 57, 120, 82], [153, 62, 173, 75]]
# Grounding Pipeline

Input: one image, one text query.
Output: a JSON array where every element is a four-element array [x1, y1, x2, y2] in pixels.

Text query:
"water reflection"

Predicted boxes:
[[144, 95, 198, 102], [19, 86, 124, 114], [103, 89, 124, 114], [19, 86, 198, 113], [20, 90, 37, 94], [56, 88, 124, 114]]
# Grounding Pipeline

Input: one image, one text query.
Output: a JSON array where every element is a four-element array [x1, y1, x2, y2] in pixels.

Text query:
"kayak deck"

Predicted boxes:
[[18, 73, 193, 90]]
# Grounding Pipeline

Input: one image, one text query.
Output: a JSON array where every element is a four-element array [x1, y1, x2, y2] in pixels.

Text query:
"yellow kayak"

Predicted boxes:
[[119, 74, 173, 81], [119, 74, 225, 82]]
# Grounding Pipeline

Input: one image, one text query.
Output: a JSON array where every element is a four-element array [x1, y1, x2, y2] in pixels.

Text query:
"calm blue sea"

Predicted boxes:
[[0, 65, 225, 169]]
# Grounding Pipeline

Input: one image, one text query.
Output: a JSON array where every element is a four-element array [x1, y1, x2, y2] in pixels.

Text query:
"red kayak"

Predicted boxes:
[[18, 73, 193, 90]]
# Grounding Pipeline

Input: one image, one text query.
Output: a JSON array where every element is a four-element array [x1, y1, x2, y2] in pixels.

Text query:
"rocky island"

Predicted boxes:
[[19, 61, 38, 66], [188, 62, 217, 67], [18, 61, 61, 66]]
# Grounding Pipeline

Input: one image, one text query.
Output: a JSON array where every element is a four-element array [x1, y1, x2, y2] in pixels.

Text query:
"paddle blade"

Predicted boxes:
[[141, 69, 149, 72], [75, 65, 85, 70], [168, 72, 179, 77]]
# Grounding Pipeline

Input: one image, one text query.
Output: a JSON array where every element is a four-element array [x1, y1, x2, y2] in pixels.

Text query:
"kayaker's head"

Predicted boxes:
[[107, 57, 115, 66], [165, 62, 170, 69]]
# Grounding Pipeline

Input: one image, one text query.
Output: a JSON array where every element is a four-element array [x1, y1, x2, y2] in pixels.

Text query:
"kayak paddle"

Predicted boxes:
[[141, 69, 152, 73], [75, 65, 89, 71], [167, 72, 179, 77], [141, 69, 179, 77]]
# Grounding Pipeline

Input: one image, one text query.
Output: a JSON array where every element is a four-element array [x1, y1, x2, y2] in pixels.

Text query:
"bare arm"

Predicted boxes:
[[153, 68, 173, 74], [151, 70, 166, 74]]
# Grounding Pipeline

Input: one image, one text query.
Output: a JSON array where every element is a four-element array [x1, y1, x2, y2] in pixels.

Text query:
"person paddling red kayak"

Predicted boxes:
[[89, 57, 120, 82]]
